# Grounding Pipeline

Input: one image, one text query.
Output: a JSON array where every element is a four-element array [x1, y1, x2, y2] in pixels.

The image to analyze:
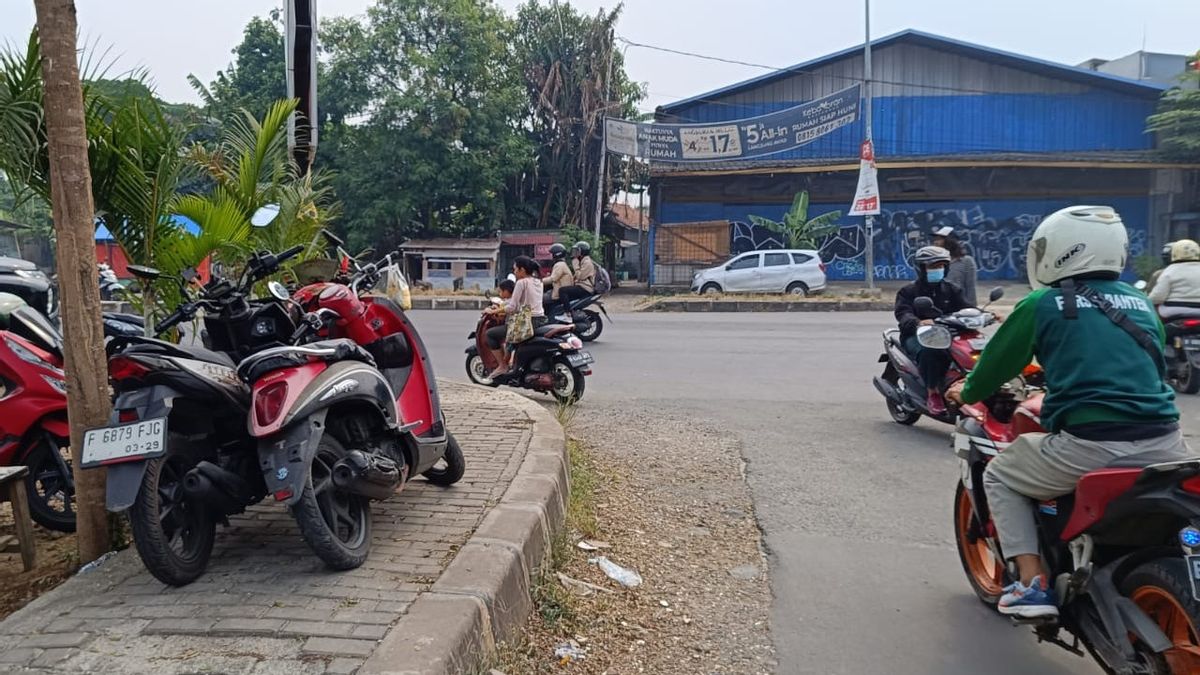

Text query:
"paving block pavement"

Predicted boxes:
[[0, 381, 567, 675]]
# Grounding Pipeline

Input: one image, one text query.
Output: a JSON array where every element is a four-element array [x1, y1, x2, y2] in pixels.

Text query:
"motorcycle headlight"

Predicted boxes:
[[4, 335, 55, 370]]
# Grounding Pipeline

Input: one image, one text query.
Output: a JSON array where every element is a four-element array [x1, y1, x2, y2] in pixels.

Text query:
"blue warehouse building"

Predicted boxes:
[[648, 30, 1200, 285]]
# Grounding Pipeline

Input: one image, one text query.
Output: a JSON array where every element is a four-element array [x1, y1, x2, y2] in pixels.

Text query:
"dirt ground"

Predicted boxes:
[[492, 403, 776, 675], [0, 502, 78, 621]]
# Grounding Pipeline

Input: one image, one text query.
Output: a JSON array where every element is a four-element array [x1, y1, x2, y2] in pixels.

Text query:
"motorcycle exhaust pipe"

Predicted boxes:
[[331, 450, 402, 501], [181, 461, 253, 516], [872, 375, 902, 404]]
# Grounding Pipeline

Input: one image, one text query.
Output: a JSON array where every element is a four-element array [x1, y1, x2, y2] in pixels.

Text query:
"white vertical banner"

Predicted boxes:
[[848, 139, 881, 216]]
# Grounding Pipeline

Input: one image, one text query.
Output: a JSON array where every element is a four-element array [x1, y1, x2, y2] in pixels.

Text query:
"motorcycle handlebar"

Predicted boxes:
[[277, 245, 306, 265], [154, 305, 190, 334]]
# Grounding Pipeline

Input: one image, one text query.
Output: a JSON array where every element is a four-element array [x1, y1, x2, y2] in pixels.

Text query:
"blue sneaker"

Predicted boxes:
[[997, 575, 1059, 618]]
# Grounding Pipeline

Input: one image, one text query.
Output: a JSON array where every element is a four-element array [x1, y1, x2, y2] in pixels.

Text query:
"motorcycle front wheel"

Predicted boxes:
[[954, 482, 1010, 606], [129, 436, 216, 586], [465, 353, 498, 387], [292, 433, 371, 570]]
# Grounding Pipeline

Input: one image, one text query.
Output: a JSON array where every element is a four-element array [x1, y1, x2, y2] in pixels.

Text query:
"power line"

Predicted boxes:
[[617, 35, 1033, 101]]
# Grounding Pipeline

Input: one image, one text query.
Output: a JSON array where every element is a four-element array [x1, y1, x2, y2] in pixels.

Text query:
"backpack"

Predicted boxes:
[[594, 266, 612, 295]]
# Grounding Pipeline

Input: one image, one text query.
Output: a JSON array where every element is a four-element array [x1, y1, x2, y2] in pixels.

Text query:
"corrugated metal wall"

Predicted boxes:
[[660, 43, 1156, 159]]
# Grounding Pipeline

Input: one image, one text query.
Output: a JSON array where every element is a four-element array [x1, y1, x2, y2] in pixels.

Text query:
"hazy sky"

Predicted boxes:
[[2, 0, 1198, 113]]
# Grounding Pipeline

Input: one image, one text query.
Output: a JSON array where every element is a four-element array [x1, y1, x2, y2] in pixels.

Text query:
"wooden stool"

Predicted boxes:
[[0, 466, 36, 571]]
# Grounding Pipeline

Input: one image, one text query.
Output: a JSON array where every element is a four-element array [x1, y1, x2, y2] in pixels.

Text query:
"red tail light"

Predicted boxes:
[[254, 381, 289, 427], [1181, 475, 1200, 496], [118, 409, 138, 423], [1183, 319, 1200, 329], [109, 356, 152, 381], [819, 261, 827, 274]]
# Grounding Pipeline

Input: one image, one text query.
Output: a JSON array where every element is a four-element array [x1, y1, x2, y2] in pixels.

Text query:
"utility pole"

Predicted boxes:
[[593, 28, 615, 245], [863, 0, 875, 290], [33, 0, 111, 562], [287, 0, 317, 175]]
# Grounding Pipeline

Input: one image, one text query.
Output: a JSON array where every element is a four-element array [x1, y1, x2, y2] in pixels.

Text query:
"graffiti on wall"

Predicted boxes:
[[730, 199, 1148, 282]]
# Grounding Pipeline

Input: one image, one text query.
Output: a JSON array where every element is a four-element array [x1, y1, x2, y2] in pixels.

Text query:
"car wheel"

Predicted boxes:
[[786, 282, 808, 297], [701, 283, 722, 296]]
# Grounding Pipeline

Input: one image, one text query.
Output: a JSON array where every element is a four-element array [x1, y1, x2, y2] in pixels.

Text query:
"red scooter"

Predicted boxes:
[[873, 287, 1004, 425], [0, 292, 73, 531], [954, 375, 1200, 674], [239, 245, 464, 570]]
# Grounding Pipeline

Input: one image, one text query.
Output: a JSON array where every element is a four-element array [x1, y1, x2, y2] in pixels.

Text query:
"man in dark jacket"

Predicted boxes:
[[894, 245, 971, 414]]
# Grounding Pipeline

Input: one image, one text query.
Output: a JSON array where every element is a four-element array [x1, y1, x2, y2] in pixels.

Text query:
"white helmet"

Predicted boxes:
[[1170, 239, 1200, 263], [1026, 206, 1128, 288]]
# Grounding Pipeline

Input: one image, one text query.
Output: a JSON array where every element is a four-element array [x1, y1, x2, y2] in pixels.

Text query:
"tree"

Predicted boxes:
[[319, 0, 533, 250], [1148, 54, 1200, 161], [749, 191, 842, 250], [513, 1, 644, 230], [31, 0, 110, 563], [188, 12, 286, 124]]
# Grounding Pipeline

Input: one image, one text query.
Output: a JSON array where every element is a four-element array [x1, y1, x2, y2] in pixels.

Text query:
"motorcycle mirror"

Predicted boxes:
[[126, 265, 162, 281], [988, 287, 1004, 303], [1135, 280, 1148, 291], [320, 229, 345, 248], [250, 204, 281, 228], [916, 324, 953, 350], [267, 281, 290, 302], [913, 296, 936, 313]]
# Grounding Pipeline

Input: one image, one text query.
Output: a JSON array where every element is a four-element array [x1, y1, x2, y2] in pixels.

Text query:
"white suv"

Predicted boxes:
[[690, 250, 827, 296]]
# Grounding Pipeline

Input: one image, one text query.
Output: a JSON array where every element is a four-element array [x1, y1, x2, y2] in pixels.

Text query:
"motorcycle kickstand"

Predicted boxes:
[[1032, 625, 1084, 657]]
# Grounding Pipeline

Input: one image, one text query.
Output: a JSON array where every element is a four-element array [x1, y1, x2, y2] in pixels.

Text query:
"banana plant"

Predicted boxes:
[[748, 191, 842, 250]]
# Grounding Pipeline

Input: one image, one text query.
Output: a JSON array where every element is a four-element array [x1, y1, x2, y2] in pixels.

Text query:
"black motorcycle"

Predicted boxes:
[[465, 308, 592, 403], [546, 293, 610, 342], [80, 245, 307, 585]]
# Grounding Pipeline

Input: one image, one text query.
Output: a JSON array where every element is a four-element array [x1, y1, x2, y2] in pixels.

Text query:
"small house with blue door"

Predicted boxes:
[[648, 30, 1199, 286]]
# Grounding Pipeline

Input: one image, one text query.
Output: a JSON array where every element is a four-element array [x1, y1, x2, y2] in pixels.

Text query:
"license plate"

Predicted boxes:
[[1184, 338, 1200, 350], [1187, 555, 1200, 601], [566, 352, 594, 367], [81, 418, 167, 468]]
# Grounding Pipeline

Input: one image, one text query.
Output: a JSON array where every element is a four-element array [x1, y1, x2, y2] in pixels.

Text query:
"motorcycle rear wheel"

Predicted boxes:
[[129, 437, 216, 586], [577, 310, 602, 342], [292, 433, 371, 571], [551, 359, 586, 405], [1121, 559, 1200, 674], [954, 482, 1010, 606], [887, 377, 921, 425], [1173, 361, 1200, 395]]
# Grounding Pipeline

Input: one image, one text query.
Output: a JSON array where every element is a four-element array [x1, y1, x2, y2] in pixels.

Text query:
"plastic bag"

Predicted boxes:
[[589, 556, 643, 588], [366, 261, 412, 311]]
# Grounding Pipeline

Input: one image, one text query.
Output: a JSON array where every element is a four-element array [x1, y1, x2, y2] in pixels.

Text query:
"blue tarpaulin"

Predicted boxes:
[[94, 214, 200, 240]]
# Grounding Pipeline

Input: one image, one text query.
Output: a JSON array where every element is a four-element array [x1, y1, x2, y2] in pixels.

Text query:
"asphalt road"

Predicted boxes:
[[408, 309, 1200, 675]]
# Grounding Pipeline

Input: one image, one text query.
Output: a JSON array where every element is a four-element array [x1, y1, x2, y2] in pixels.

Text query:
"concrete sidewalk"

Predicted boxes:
[[0, 382, 567, 675]]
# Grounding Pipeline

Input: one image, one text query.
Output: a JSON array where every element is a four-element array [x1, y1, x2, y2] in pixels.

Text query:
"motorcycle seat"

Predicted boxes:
[[237, 339, 375, 382], [117, 336, 235, 368]]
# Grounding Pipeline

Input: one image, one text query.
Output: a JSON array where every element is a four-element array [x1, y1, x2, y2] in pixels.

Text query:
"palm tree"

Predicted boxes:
[[749, 191, 842, 250], [186, 99, 340, 268]]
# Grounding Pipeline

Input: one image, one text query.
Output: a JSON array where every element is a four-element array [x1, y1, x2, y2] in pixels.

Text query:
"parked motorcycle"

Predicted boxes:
[[465, 304, 592, 403], [82, 239, 314, 585], [248, 245, 464, 571], [546, 293, 610, 342], [954, 377, 1200, 674], [98, 263, 122, 301], [872, 287, 1004, 425], [0, 292, 73, 531]]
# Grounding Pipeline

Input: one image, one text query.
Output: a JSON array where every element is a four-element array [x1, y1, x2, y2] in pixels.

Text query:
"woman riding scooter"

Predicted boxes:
[[486, 257, 545, 379]]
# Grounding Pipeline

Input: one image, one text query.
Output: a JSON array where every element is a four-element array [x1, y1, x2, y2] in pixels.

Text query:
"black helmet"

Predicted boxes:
[[572, 240, 591, 257], [549, 243, 568, 260]]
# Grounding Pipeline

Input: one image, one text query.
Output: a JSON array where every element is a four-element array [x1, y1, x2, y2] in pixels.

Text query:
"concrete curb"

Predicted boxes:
[[360, 389, 567, 675], [640, 299, 893, 312]]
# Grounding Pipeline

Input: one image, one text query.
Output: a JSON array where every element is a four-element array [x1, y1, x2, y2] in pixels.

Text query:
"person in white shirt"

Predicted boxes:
[[1149, 239, 1200, 319]]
